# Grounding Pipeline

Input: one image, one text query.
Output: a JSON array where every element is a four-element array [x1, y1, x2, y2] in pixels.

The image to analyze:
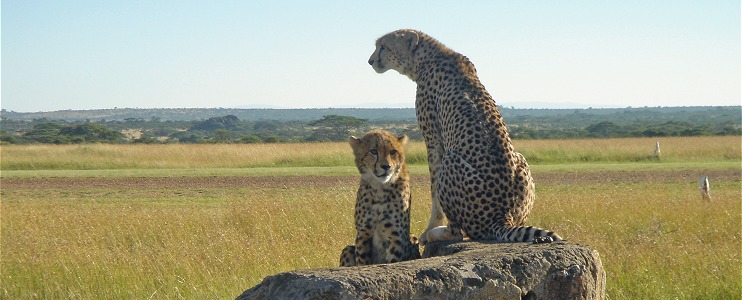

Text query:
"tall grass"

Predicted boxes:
[[0, 143, 354, 170], [530, 181, 741, 299], [1, 186, 360, 298], [1, 136, 739, 170], [2, 178, 739, 298], [513, 136, 741, 163]]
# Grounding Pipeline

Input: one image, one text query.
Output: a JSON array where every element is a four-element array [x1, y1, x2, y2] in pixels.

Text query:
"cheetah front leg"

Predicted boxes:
[[420, 197, 463, 245], [381, 229, 412, 263], [379, 204, 421, 263], [423, 176, 464, 245], [339, 245, 357, 267], [387, 234, 421, 262], [420, 190, 445, 244], [353, 226, 375, 265], [420, 145, 445, 245], [420, 146, 464, 245]]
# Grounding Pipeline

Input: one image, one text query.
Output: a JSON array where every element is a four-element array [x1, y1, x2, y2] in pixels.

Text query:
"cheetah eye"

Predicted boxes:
[[390, 150, 398, 156], [369, 149, 378, 156], [377, 45, 385, 62]]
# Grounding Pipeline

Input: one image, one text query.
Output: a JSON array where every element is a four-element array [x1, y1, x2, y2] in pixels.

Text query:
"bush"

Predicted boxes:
[[0, 131, 18, 144]]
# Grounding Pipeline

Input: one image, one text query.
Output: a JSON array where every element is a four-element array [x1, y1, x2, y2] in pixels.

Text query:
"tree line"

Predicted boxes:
[[1, 112, 739, 144]]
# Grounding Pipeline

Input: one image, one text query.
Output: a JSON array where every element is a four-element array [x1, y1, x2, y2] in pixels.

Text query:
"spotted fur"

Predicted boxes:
[[369, 29, 562, 244], [340, 130, 421, 266]]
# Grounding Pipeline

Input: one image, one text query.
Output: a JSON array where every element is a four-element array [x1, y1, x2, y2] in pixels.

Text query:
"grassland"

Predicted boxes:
[[2, 136, 740, 171], [1, 136, 740, 299]]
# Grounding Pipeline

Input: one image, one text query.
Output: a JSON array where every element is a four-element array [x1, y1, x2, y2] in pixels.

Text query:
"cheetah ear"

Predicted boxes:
[[348, 136, 361, 150], [397, 135, 408, 145], [405, 32, 419, 51], [396, 31, 419, 51]]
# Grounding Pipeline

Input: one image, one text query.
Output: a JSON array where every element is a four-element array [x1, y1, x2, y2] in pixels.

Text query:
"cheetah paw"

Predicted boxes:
[[420, 225, 464, 246]]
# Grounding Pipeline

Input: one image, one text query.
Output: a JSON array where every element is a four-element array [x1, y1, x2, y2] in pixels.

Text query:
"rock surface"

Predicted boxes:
[[236, 241, 605, 300]]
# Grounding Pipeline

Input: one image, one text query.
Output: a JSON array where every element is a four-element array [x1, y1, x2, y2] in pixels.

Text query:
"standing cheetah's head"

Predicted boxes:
[[368, 29, 420, 80], [349, 130, 408, 185]]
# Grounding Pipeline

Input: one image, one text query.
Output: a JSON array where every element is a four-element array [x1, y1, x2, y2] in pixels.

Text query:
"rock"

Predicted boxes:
[[236, 241, 605, 300]]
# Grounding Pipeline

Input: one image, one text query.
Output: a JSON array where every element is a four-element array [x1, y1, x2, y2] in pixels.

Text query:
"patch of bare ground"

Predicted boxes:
[[2, 170, 739, 191]]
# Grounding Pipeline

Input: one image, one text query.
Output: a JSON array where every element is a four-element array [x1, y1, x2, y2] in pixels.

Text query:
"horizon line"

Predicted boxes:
[[3, 104, 741, 114]]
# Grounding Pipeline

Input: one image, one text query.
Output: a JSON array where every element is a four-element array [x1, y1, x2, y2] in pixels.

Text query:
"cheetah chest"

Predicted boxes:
[[366, 184, 407, 263]]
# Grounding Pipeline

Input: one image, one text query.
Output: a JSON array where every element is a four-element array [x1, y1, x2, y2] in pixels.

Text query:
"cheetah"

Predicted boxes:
[[340, 129, 421, 266], [368, 29, 562, 244]]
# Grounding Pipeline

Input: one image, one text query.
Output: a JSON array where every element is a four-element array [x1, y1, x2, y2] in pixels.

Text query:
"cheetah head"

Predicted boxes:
[[368, 29, 420, 80], [349, 130, 408, 185]]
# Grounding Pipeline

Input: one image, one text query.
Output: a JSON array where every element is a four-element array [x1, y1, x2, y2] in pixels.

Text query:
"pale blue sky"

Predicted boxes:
[[2, 1, 740, 112]]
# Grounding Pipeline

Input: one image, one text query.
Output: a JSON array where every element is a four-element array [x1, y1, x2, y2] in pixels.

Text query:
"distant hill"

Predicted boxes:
[[0, 108, 415, 122], [2, 106, 740, 123], [2, 106, 739, 143]]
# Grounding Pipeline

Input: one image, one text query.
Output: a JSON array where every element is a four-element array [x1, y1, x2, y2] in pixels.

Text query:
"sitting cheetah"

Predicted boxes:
[[340, 130, 421, 266], [368, 29, 562, 244]]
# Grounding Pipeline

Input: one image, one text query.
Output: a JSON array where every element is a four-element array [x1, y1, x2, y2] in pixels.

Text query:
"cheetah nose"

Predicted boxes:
[[380, 164, 390, 171], [368, 58, 374, 65]]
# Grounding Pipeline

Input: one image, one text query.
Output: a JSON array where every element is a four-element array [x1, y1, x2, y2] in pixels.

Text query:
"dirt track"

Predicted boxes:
[[2, 170, 739, 191]]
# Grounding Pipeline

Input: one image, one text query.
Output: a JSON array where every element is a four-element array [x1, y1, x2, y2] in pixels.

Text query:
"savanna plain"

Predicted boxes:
[[1, 136, 740, 299]]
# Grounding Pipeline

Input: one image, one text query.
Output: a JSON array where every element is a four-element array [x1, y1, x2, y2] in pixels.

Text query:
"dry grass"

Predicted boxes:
[[2, 179, 739, 299], [531, 181, 741, 299], [1, 186, 361, 298], [0, 143, 354, 170], [513, 136, 741, 163], [1, 136, 739, 170], [1, 137, 740, 298]]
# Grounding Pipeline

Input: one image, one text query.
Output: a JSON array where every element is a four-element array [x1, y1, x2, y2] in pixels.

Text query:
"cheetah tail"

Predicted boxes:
[[502, 226, 563, 243]]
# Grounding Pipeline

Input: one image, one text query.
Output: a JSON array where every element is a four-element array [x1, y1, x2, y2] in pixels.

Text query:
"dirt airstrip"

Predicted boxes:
[[2, 170, 739, 191]]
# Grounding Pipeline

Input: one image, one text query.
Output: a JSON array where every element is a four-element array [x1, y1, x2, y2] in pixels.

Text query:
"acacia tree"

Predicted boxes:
[[22, 122, 125, 144], [307, 115, 367, 142], [59, 123, 125, 143]]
